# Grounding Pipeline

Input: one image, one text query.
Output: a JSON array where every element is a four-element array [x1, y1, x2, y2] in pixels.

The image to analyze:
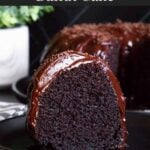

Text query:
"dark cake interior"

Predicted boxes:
[[27, 51, 127, 149], [36, 63, 123, 149]]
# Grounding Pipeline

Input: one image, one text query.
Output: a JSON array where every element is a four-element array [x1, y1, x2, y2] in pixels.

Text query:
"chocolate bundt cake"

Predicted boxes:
[[27, 51, 127, 149], [42, 21, 150, 109]]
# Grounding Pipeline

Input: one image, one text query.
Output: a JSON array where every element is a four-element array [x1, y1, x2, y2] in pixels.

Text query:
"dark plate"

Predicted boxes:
[[0, 111, 150, 150]]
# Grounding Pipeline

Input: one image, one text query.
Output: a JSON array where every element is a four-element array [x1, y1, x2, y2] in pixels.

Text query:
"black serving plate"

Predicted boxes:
[[0, 111, 150, 150]]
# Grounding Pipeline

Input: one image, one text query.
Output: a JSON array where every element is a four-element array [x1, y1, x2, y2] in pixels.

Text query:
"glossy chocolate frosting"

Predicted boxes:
[[42, 27, 120, 74], [96, 21, 150, 70], [48, 29, 119, 57], [43, 21, 150, 60], [42, 22, 150, 78], [27, 51, 127, 147]]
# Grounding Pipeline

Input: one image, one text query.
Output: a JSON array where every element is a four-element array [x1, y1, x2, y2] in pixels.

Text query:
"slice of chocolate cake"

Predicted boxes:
[[27, 51, 127, 149]]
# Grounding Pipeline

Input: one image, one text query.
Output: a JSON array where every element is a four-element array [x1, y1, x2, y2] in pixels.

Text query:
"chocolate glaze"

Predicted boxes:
[[96, 22, 150, 67], [27, 51, 127, 148], [42, 26, 120, 74], [43, 22, 149, 78], [49, 30, 118, 57], [45, 22, 150, 70], [45, 22, 150, 63]]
